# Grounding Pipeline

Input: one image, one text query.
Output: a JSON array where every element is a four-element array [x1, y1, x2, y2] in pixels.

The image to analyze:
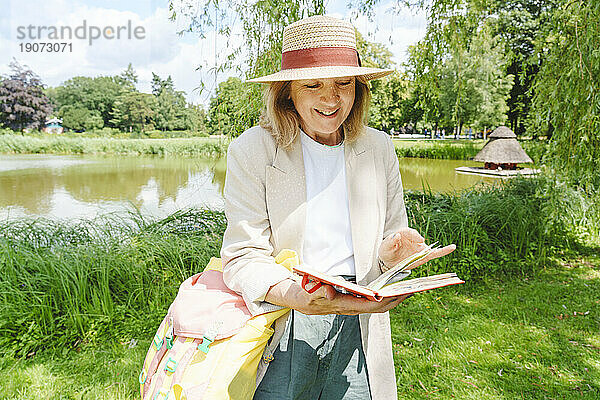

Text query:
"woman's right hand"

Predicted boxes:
[[264, 279, 411, 315]]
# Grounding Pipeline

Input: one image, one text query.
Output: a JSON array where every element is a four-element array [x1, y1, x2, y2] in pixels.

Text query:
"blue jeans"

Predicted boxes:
[[254, 278, 371, 400]]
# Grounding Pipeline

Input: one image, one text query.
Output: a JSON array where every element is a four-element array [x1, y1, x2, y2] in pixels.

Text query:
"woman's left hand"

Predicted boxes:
[[378, 227, 456, 271]]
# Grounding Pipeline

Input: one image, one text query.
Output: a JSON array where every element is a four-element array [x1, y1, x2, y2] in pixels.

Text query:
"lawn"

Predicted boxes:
[[1, 256, 597, 399]]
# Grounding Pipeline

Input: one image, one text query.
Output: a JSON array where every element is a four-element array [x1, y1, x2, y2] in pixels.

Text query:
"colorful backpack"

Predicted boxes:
[[138, 250, 297, 400]]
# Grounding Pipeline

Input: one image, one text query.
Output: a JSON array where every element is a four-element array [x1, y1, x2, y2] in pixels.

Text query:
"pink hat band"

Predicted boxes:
[[281, 46, 359, 70]]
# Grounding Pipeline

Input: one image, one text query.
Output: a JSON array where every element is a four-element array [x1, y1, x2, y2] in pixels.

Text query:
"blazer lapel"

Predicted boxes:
[[265, 138, 307, 259], [265, 134, 378, 281], [346, 137, 378, 284]]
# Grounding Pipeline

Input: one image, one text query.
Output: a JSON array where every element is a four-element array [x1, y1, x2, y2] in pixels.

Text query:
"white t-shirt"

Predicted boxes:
[[300, 130, 355, 276]]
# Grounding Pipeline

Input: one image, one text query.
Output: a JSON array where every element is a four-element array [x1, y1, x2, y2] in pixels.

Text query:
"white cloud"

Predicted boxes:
[[0, 0, 427, 105]]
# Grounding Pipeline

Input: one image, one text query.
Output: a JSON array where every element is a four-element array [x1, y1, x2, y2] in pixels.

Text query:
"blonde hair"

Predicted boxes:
[[259, 78, 371, 149]]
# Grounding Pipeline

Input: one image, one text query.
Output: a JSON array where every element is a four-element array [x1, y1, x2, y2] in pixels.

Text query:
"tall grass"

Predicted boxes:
[[0, 176, 597, 356], [0, 135, 228, 157], [0, 209, 226, 356], [405, 176, 599, 280], [394, 141, 483, 160], [394, 139, 549, 163]]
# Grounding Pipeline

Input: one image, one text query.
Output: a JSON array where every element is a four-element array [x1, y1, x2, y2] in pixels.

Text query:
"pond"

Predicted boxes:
[[0, 154, 495, 220]]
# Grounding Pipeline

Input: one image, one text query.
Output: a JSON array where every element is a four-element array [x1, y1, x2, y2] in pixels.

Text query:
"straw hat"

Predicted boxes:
[[247, 15, 394, 83]]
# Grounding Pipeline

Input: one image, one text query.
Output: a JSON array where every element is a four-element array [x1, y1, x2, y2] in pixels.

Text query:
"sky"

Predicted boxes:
[[0, 0, 427, 106]]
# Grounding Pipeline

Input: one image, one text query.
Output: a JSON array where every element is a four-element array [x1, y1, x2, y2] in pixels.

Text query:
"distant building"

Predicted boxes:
[[473, 126, 532, 170], [43, 118, 63, 134]]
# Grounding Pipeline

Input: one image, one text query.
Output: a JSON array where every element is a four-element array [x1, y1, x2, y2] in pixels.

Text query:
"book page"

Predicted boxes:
[[368, 245, 437, 291], [376, 273, 464, 297], [293, 264, 378, 299]]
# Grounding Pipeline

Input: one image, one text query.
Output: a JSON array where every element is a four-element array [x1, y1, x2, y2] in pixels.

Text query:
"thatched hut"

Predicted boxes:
[[473, 126, 532, 170]]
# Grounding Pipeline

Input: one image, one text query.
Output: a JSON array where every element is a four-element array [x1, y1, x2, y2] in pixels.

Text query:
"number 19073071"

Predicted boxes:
[[19, 42, 73, 52]]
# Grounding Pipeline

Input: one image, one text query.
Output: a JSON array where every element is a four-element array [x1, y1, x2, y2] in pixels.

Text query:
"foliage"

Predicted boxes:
[[43, 64, 205, 134], [395, 140, 482, 160], [207, 77, 260, 136], [151, 73, 193, 131], [355, 31, 419, 132], [0, 60, 53, 131], [110, 92, 157, 133], [51, 75, 134, 129], [359, 0, 598, 188], [59, 105, 104, 131], [405, 175, 597, 281], [492, 0, 560, 134], [120, 62, 139, 87], [528, 1, 600, 191], [404, 15, 514, 134], [0, 209, 227, 357], [438, 25, 513, 132], [388, 0, 559, 135]]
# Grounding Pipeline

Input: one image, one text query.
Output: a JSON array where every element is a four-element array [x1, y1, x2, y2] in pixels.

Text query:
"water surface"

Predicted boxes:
[[0, 154, 493, 220]]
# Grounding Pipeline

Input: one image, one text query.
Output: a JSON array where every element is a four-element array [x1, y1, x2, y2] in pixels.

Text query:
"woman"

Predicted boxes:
[[220, 15, 455, 399]]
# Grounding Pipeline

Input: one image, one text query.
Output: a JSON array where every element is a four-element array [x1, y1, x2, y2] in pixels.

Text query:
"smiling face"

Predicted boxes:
[[289, 77, 356, 145]]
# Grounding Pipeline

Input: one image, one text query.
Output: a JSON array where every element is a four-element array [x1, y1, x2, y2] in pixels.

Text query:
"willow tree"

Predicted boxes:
[[529, 1, 600, 191], [359, 0, 598, 190], [168, 0, 325, 136]]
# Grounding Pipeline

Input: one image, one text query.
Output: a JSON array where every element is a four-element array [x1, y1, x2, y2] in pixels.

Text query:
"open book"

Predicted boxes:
[[293, 244, 464, 301]]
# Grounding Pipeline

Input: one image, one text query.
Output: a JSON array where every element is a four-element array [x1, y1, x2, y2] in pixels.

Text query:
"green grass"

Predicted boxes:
[[0, 344, 146, 399], [393, 139, 484, 160], [391, 256, 600, 399], [0, 257, 597, 399], [0, 135, 228, 157], [0, 210, 227, 356]]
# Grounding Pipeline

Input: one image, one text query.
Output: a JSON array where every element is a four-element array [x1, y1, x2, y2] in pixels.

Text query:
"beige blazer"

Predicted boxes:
[[220, 125, 408, 399]]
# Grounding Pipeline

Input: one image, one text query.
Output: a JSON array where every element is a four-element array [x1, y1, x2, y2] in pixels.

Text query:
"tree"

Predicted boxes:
[[151, 73, 175, 96], [120, 63, 138, 89], [53, 76, 133, 128], [207, 77, 258, 136], [59, 105, 104, 131], [492, 0, 560, 134], [369, 73, 414, 132], [437, 25, 513, 134], [0, 60, 53, 132], [150, 73, 189, 131], [529, 1, 600, 190], [181, 104, 208, 133], [466, 27, 514, 131], [110, 92, 157, 132]]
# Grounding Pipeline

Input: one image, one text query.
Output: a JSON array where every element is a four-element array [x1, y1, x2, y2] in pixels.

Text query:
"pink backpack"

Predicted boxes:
[[138, 254, 294, 400]]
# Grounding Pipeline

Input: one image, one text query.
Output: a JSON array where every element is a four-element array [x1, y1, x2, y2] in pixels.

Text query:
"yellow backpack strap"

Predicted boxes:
[[204, 257, 223, 272], [274, 249, 300, 271]]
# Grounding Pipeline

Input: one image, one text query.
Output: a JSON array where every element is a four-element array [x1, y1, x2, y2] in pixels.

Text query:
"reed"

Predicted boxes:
[[0, 135, 228, 158], [405, 175, 599, 280], [394, 141, 483, 160], [0, 209, 226, 356]]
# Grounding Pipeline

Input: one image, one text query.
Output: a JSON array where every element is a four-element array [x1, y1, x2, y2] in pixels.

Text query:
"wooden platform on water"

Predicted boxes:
[[455, 166, 540, 178]]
